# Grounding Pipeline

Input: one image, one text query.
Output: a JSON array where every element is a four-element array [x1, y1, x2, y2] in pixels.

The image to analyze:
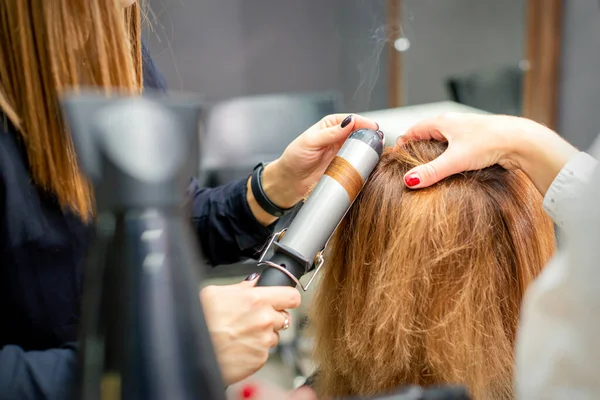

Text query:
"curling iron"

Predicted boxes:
[[256, 128, 384, 289]]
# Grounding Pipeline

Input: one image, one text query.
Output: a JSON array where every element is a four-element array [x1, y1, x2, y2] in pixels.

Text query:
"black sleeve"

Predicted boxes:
[[0, 343, 77, 400], [188, 177, 275, 266], [141, 39, 168, 92]]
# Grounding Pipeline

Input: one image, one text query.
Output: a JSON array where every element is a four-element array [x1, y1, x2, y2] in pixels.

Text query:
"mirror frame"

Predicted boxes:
[[387, 0, 564, 130], [522, 0, 563, 130], [387, 0, 403, 107]]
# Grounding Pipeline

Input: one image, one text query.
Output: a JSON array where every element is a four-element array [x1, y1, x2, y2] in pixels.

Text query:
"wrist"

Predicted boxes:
[[511, 118, 578, 195], [245, 161, 300, 226], [519, 120, 576, 168], [261, 160, 302, 209]]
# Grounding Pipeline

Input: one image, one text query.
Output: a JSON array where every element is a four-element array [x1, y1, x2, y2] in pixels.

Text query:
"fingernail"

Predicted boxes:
[[240, 384, 257, 399], [341, 115, 353, 128], [405, 173, 421, 187], [245, 272, 259, 281]]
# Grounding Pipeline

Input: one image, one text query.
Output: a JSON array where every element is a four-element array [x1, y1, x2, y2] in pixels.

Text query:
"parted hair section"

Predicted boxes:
[[309, 141, 556, 400]]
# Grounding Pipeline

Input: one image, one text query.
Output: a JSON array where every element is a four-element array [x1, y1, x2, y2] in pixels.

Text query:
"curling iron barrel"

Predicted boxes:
[[257, 129, 384, 289]]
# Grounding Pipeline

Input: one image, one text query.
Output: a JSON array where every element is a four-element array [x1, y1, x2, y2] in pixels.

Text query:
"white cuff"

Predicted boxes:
[[543, 152, 598, 227]]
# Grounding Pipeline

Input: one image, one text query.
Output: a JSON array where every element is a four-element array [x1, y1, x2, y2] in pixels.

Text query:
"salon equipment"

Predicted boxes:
[[256, 128, 384, 289], [61, 94, 225, 400]]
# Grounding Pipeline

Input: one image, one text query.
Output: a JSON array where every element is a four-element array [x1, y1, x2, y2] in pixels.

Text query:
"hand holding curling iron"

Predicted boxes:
[[201, 275, 300, 385]]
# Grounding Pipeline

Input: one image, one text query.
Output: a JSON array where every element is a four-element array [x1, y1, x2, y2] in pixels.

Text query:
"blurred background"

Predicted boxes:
[[142, 0, 600, 393]]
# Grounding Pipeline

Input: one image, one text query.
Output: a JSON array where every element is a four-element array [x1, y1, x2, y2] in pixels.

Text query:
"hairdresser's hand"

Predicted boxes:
[[200, 276, 300, 385], [264, 113, 377, 202], [396, 113, 578, 196], [247, 113, 377, 225]]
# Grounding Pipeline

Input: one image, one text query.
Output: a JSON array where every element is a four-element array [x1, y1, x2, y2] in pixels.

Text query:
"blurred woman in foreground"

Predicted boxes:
[[0, 1, 375, 397]]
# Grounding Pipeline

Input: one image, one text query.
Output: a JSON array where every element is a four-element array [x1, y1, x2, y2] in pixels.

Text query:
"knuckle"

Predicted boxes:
[[255, 310, 273, 329], [266, 332, 279, 349], [250, 346, 270, 367], [323, 114, 340, 127], [262, 333, 273, 347]]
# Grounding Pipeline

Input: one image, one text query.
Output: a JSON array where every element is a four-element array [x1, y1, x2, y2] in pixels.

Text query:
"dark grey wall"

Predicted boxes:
[[557, 0, 600, 150], [143, 1, 600, 149], [401, 0, 526, 105], [144, 0, 388, 111], [237, 1, 340, 96], [145, 0, 247, 100]]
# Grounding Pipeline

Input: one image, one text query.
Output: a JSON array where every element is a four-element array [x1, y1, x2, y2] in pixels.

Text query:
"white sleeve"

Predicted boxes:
[[516, 147, 600, 399], [542, 152, 598, 227], [515, 251, 595, 399]]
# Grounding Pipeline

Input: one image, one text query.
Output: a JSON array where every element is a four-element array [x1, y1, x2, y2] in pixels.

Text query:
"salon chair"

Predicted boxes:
[[446, 64, 523, 116], [201, 91, 342, 387]]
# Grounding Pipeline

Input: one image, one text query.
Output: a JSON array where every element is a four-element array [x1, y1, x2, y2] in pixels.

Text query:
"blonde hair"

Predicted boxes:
[[0, 1, 143, 218], [309, 141, 556, 399]]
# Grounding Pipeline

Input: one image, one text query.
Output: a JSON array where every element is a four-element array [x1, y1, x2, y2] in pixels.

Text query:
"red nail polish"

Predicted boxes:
[[405, 173, 420, 187], [241, 384, 257, 399]]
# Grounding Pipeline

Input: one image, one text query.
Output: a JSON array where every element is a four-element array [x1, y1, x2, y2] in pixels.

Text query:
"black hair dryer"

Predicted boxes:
[[62, 94, 226, 400]]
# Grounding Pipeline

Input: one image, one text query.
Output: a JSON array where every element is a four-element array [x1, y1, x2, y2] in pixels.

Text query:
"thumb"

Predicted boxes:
[[403, 150, 464, 189], [240, 272, 260, 287]]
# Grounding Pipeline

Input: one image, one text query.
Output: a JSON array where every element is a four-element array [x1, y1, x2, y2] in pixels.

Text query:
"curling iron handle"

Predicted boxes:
[[256, 252, 305, 288]]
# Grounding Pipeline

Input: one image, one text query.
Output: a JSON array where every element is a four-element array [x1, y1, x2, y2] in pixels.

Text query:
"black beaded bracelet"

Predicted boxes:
[[250, 163, 293, 218]]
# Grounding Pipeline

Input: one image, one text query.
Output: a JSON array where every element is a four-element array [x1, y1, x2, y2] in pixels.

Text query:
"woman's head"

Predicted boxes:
[[310, 141, 555, 399], [0, 1, 143, 218]]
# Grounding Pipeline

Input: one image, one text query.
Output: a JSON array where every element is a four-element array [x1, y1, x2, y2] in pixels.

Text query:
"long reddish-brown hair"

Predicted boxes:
[[309, 141, 555, 399], [0, 1, 143, 219]]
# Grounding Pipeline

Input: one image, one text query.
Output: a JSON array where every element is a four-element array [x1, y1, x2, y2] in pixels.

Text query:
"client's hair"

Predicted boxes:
[[309, 141, 555, 400]]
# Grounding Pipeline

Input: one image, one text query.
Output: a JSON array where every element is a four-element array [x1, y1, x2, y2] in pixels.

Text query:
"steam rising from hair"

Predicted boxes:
[[354, 24, 387, 110], [350, 0, 403, 110]]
